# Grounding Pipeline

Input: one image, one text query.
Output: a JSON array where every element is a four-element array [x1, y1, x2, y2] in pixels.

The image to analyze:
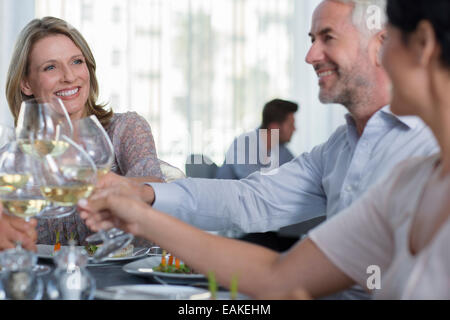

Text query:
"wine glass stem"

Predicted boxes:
[[99, 229, 107, 243]]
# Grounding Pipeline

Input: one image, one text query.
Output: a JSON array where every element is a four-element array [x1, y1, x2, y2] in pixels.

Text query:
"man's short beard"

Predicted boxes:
[[319, 70, 372, 111]]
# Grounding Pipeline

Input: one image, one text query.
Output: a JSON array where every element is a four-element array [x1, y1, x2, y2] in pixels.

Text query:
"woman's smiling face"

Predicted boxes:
[[21, 33, 90, 121]]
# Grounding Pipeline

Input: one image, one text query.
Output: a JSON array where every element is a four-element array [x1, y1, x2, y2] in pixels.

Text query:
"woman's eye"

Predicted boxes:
[[44, 65, 55, 71], [73, 59, 84, 65]]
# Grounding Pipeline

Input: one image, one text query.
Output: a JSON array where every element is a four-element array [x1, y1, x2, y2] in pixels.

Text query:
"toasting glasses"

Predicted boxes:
[[72, 116, 133, 262], [15, 97, 75, 219], [0, 131, 46, 222]]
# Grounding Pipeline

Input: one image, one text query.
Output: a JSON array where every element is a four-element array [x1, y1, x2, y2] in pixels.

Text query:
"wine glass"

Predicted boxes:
[[72, 116, 133, 262], [33, 135, 97, 211], [72, 115, 114, 178], [159, 159, 186, 182], [0, 137, 51, 292], [0, 141, 47, 222], [144, 160, 186, 255], [0, 124, 15, 150], [15, 97, 75, 219]]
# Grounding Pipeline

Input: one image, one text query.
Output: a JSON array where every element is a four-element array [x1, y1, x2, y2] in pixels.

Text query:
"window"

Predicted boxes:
[[0, 0, 347, 171]]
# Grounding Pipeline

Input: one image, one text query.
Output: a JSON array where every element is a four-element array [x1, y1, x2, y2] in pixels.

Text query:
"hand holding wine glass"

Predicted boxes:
[[0, 130, 41, 251]]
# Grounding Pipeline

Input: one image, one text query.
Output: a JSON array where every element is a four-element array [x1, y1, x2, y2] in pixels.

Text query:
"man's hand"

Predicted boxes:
[[96, 172, 156, 205], [0, 204, 38, 251]]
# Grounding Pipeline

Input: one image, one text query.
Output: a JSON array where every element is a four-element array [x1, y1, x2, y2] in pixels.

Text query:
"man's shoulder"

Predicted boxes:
[[319, 124, 349, 150]]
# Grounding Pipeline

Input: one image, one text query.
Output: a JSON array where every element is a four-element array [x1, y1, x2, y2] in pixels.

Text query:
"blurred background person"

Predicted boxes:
[[216, 99, 300, 251], [216, 98, 298, 180]]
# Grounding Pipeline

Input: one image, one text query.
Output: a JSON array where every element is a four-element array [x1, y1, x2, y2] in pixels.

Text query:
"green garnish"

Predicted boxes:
[[84, 244, 98, 256], [230, 274, 239, 300], [208, 271, 217, 300]]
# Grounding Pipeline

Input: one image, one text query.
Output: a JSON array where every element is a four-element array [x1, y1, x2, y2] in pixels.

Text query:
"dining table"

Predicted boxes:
[[34, 251, 235, 300]]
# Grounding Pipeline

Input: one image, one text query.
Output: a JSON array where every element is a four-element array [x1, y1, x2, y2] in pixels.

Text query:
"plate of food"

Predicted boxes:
[[123, 255, 206, 283], [36, 243, 150, 265]]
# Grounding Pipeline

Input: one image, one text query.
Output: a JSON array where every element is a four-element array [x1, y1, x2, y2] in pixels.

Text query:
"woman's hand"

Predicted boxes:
[[0, 203, 38, 251]]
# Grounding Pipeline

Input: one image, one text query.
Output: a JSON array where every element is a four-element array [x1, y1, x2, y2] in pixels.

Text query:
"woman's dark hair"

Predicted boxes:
[[261, 99, 298, 129], [387, 0, 450, 68]]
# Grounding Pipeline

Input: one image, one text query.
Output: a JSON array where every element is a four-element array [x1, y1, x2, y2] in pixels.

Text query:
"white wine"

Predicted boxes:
[[19, 139, 70, 158], [62, 165, 109, 180], [0, 174, 30, 194], [1, 198, 47, 219], [97, 166, 110, 179], [40, 184, 95, 206], [62, 166, 96, 181]]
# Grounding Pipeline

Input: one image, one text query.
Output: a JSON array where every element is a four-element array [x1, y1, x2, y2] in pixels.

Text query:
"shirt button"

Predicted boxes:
[[346, 186, 353, 192]]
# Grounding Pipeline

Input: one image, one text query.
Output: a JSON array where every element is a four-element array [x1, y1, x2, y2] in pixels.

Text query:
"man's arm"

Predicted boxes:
[[98, 141, 328, 233], [149, 144, 328, 233]]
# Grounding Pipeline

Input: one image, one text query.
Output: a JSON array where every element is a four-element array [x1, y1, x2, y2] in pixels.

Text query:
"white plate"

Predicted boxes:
[[95, 284, 210, 300], [123, 256, 206, 282], [36, 244, 150, 265]]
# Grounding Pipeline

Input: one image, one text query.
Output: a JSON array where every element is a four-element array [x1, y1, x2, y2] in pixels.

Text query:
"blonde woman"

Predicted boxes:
[[5, 17, 163, 245]]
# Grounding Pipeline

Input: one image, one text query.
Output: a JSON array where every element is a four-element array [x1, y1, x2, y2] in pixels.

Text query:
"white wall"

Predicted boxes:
[[0, 0, 35, 126]]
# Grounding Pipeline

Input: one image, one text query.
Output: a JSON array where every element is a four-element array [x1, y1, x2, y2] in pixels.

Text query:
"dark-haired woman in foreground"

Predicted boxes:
[[80, 0, 449, 299]]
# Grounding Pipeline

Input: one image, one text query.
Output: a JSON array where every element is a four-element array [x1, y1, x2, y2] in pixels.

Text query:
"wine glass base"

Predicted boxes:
[[91, 233, 134, 263], [38, 206, 76, 219]]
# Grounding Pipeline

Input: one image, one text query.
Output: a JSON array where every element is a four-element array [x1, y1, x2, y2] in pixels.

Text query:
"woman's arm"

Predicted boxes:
[[79, 194, 354, 299], [111, 113, 163, 179]]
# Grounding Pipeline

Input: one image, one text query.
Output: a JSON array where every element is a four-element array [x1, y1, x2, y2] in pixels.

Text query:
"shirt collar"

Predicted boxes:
[[379, 105, 421, 129], [345, 105, 421, 130]]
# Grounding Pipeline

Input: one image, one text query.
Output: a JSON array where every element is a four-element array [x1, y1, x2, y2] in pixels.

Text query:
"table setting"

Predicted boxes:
[[0, 97, 247, 301]]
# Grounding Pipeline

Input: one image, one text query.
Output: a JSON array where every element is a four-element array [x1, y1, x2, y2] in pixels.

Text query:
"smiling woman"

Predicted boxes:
[[4, 17, 165, 246]]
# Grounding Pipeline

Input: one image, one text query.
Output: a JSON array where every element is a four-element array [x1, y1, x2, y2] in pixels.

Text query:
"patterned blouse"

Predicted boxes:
[[37, 112, 163, 246]]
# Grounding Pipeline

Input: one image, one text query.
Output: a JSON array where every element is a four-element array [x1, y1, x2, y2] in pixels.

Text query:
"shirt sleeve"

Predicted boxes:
[[308, 167, 399, 287], [149, 141, 329, 233], [112, 112, 163, 179]]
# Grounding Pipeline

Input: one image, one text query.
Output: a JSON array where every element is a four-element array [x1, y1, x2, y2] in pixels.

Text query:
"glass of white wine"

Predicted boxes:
[[0, 141, 47, 221], [159, 159, 186, 182], [16, 97, 75, 219], [34, 135, 97, 211], [73, 116, 133, 262], [72, 115, 114, 179]]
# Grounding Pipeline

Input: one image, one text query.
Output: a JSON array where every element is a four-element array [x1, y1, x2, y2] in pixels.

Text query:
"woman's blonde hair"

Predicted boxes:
[[6, 16, 113, 126]]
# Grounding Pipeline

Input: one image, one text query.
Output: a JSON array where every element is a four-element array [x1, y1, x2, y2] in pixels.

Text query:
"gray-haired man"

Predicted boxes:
[[98, 0, 438, 299]]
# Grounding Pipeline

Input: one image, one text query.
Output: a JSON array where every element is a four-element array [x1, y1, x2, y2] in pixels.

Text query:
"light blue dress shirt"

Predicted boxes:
[[215, 128, 295, 180], [150, 106, 439, 233]]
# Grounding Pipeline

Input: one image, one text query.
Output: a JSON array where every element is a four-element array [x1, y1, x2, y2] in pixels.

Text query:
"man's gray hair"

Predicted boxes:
[[335, 0, 387, 34]]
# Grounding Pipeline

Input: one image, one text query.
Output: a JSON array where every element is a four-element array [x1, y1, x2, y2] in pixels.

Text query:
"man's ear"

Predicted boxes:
[[409, 20, 437, 68], [375, 29, 387, 67], [20, 78, 34, 96]]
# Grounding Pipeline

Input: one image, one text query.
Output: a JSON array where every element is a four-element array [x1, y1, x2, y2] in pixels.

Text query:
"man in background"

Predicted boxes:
[[215, 99, 298, 180]]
